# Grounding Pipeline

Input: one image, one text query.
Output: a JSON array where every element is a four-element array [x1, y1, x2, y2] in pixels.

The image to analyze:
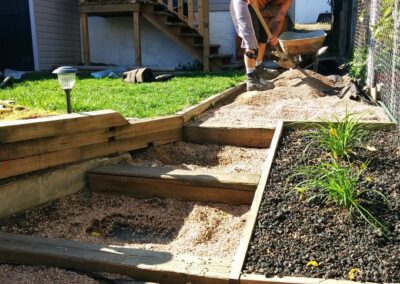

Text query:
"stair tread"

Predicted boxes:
[[165, 21, 188, 26], [89, 164, 259, 191]]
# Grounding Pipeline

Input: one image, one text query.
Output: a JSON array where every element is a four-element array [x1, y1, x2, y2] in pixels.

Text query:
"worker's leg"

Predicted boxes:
[[230, 0, 273, 91], [248, 6, 279, 84]]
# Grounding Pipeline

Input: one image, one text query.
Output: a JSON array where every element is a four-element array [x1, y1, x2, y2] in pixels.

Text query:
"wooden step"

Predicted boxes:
[[179, 32, 202, 38], [183, 125, 275, 148], [88, 165, 260, 205], [0, 232, 231, 284], [165, 21, 188, 27]]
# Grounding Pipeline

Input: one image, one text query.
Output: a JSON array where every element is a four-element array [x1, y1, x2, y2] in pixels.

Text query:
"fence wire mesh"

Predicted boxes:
[[353, 0, 399, 127]]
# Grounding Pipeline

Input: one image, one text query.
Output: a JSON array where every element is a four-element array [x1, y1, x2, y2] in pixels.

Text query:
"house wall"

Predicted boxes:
[[294, 0, 331, 24], [32, 0, 81, 70], [88, 11, 236, 69]]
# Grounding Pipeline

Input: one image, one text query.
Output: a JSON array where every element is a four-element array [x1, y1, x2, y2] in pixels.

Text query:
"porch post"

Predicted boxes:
[[133, 11, 142, 67], [80, 13, 91, 66]]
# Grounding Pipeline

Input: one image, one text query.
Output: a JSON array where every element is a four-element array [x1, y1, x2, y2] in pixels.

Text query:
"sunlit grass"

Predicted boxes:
[[0, 72, 245, 119]]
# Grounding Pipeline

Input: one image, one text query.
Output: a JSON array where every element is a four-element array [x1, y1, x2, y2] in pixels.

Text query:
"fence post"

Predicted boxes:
[[202, 0, 210, 72], [390, 0, 399, 122], [367, 0, 378, 88]]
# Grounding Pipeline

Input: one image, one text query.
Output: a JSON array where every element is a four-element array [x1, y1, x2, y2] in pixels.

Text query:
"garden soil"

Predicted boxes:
[[243, 129, 399, 283], [194, 69, 391, 128], [0, 192, 249, 260]]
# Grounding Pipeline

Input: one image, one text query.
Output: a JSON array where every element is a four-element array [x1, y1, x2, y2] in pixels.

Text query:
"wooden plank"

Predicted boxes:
[[133, 11, 142, 67], [188, 0, 194, 28], [184, 126, 274, 148], [202, 0, 210, 71], [0, 232, 231, 284], [89, 165, 260, 191], [240, 274, 379, 284], [88, 174, 255, 205], [178, 0, 184, 19], [198, 0, 203, 34], [114, 115, 182, 140], [283, 120, 396, 130], [0, 110, 128, 144], [229, 121, 284, 283], [0, 137, 148, 180], [177, 83, 246, 123], [80, 13, 90, 65], [79, 4, 139, 13], [0, 128, 110, 161]]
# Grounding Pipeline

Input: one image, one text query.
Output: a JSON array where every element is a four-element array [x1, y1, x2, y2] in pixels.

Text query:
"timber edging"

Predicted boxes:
[[0, 82, 246, 181]]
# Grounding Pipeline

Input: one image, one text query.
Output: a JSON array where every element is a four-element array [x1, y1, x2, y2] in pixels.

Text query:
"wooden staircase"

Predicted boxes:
[[79, 0, 242, 71]]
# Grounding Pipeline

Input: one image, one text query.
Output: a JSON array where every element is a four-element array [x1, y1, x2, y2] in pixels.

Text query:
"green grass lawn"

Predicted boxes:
[[0, 72, 244, 120]]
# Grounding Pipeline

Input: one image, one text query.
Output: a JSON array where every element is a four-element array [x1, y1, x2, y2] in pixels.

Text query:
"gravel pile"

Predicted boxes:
[[194, 69, 390, 128], [243, 129, 400, 283]]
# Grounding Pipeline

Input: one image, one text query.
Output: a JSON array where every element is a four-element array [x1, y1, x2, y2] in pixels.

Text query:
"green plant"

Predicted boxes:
[[305, 112, 368, 159], [372, 0, 394, 45], [349, 47, 368, 82], [291, 158, 387, 233]]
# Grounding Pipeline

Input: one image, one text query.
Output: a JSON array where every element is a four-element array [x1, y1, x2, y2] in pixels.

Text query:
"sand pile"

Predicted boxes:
[[0, 264, 98, 284], [130, 141, 267, 174], [0, 193, 249, 260], [194, 69, 390, 128]]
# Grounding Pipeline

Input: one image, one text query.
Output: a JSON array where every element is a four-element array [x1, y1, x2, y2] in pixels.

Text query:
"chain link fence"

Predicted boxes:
[[353, 0, 399, 126]]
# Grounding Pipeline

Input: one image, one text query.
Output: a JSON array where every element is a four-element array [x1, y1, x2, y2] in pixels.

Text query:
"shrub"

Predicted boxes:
[[305, 112, 368, 160], [291, 158, 387, 233]]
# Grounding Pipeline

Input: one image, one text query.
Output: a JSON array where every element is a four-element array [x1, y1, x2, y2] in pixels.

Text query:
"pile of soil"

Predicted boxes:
[[130, 141, 267, 174], [0, 264, 98, 284], [195, 69, 390, 128], [243, 129, 399, 283], [0, 193, 249, 260]]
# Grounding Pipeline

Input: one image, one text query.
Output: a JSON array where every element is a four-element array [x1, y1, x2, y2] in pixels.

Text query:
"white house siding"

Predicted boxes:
[[32, 0, 81, 70], [294, 0, 331, 24], [88, 0, 236, 69], [88, 16, 194, 68]]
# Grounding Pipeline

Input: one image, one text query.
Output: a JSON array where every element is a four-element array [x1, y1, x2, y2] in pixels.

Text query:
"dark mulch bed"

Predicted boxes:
[[243, 129, 400, 283]]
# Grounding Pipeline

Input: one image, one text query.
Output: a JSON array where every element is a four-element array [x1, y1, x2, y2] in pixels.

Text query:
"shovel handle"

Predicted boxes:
[[250, 4, 274, 40]]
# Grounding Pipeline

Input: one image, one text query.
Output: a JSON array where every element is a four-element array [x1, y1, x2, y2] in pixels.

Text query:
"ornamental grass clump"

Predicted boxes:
[[306, 112, 368, 159], [291, 158, 387, 233]]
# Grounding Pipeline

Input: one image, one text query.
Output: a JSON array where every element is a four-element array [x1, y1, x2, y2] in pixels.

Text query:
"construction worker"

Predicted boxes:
[[230, 0, 292, 91]]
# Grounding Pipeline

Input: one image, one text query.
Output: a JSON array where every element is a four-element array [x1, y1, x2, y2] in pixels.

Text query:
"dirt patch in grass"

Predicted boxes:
[[0, 192, 249, 260], [243, 129, 399, 283], [130, 141, 268, 174], [194, 69, 390, 128]]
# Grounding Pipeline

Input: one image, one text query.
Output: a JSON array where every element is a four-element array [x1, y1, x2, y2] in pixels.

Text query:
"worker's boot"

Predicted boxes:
[[255, 64, 280, 83], [246, 70, 275, 92]]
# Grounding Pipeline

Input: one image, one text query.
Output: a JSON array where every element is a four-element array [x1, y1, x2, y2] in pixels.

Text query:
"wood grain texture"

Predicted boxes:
[[184, 126, 274, 148], [89, 165, 260, 191], [88, 166, 258, 205], [230, 121, 284, 283], [0, 110, 128, 143], [0, 232, 231, 284]]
